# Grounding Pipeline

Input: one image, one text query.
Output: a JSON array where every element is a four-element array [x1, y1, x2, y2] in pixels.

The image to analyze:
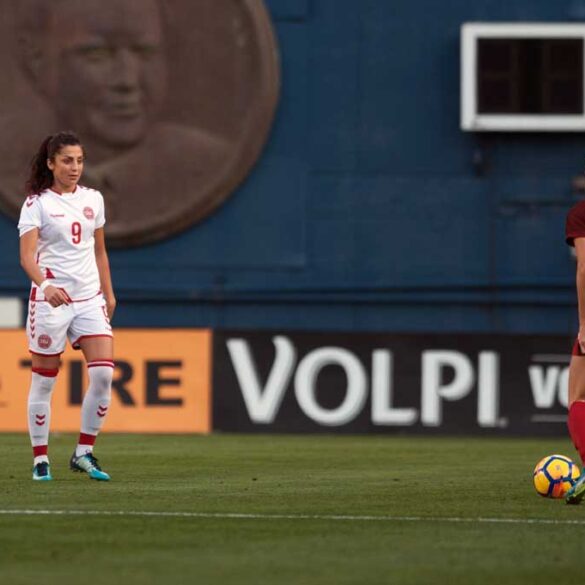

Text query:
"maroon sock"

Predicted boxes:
[[568, 401, 585, 465]]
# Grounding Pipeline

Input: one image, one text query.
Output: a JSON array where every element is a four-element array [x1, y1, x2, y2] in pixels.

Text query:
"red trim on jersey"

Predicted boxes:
[[45, 268, 55, 279], [32, 367, 59, 378], [72, 334, 113, 350], [87, 361, 115, 369], [30, 287, 37, 301], [29, 350, 63, 357], [78, 433, 96, 446], [33, 445, 48, 457]]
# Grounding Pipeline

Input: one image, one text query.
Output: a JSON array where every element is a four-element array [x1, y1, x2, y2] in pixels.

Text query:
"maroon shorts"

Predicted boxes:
[[573, 338, 585, 356]]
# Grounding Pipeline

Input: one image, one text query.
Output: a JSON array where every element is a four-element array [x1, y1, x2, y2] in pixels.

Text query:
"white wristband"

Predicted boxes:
[[39, 280, 51, 292]]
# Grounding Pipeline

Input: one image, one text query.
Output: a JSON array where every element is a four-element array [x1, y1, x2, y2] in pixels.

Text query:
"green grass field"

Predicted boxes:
[[1, 433, 584, 585]]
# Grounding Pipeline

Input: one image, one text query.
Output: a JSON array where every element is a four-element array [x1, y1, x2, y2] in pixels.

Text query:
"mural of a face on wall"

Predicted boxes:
[[0, 0, 279, 246]]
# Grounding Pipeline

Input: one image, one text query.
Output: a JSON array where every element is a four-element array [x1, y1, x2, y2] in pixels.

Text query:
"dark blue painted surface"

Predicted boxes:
[[1, 0, 583, 335]]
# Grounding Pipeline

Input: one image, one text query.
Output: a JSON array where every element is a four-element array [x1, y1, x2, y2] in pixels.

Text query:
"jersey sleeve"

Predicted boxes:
[[95, 192, 106, 229], [17, 196, 42, 237]]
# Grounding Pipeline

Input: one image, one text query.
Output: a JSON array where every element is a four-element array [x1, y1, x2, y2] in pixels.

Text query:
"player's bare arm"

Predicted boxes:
[[94, 227, 116, 319], [19, 228, 69, 307]]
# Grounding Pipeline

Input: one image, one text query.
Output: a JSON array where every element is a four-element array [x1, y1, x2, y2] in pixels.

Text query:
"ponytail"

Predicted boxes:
[[25, 131, 83, 195]]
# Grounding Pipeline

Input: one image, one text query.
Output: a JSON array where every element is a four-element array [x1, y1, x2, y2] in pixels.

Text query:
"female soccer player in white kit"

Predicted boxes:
[[18, 132, 115, 481]]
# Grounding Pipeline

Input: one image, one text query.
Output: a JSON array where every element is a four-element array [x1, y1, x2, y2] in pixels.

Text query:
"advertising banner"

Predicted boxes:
[[0, 329, 211, 433], [213, 330, 573, 435]]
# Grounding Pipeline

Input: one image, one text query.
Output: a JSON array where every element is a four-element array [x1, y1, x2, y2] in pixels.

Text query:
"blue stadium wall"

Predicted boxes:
[[0, 0, 582, 335]]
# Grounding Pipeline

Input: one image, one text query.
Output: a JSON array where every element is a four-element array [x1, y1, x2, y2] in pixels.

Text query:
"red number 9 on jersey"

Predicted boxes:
[[71, 221, 82, 244]]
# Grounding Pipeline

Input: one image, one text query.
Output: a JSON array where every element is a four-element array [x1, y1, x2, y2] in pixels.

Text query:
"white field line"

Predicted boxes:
[[0, 509, 584, 526]]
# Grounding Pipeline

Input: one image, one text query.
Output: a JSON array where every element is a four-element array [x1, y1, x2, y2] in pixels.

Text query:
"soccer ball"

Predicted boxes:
[[533, 454, 580, 498]]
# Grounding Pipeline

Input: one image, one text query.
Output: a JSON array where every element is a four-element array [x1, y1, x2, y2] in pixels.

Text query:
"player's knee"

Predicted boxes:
[[29, 367, 59, 401], [572, 388, 585, 404], [87, 364, 113, 399]]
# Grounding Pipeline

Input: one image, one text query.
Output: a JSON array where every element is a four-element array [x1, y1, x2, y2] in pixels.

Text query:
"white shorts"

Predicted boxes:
[[27, 293, 113, 356]]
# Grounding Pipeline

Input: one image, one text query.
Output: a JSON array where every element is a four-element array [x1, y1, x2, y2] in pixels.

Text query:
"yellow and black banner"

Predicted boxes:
[[0, 329, 211, 433]]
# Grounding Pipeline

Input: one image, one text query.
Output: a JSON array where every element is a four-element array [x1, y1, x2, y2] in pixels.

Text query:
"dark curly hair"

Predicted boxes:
[[25, 131, 84, 195]]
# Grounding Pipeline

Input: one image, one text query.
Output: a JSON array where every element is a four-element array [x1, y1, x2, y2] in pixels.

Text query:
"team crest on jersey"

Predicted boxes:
[[38, 334, 52, 349], [83, 207, 95, 220]]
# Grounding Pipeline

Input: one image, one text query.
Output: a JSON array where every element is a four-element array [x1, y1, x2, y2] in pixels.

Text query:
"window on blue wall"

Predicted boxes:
[[477, 38, 583, 115]]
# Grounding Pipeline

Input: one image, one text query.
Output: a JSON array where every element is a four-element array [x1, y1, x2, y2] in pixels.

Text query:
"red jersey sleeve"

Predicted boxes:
[[566, 201, 585, 246]]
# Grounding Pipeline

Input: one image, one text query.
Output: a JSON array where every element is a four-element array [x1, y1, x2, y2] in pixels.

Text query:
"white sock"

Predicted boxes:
[[78, 362, 113, 453], [75, 443, 93, 457], [28, 369, 58, 463]]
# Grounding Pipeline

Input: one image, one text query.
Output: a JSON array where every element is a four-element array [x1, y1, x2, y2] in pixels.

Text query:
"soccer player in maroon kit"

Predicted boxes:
[[564, 199, 585, 503]]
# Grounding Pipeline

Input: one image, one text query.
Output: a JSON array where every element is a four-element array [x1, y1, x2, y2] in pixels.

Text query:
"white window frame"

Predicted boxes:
[[0, 298, 22, 328], [461, 23, 585, 131]]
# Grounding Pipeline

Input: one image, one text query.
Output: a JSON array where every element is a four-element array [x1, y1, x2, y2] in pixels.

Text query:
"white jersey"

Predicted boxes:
[[18, 185, 106, 302]]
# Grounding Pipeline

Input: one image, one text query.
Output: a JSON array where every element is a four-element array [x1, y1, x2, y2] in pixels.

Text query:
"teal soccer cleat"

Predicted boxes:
[[32, 462, 52, 481], [566, 473, 585, 505], [69, 452, 110, 481]]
